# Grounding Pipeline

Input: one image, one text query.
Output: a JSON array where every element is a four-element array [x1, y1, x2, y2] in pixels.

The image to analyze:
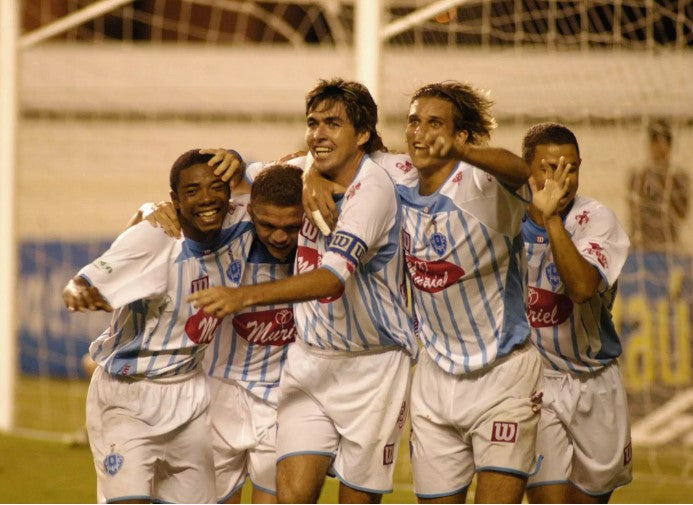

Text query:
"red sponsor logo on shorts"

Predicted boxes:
[[383, 443, 395, 465], [491, 421, 518, 443], [624, 441, 632, 465], [232, 308, 296, 346], [526, 286, 573, 327]]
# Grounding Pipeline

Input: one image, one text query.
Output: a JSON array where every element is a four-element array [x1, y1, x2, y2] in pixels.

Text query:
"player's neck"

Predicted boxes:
[[332, 151, 365, 188], [182, 226, 220, 246], [417, 160, 457, 196]]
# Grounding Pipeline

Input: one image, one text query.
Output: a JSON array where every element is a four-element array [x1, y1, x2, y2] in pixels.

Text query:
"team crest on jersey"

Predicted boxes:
[[190, 275, 209, 293], [104, 445, 124, 476], [430, 233, 447, 256], [575, 210, 590, 225], [491, 421, 518, 443], [583, 242, 608, 268], [526, 286, 573, 327], [232, 308, 297, 346], [405, 254, 465, 293], [545, 263, 561, 290], [383, 443, 395, 465], [226, 259, 242, 283], [185, 309, 222, 344]]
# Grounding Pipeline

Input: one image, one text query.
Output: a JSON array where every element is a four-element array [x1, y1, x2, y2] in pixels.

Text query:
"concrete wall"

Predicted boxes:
[[17, 44, 693, 242]]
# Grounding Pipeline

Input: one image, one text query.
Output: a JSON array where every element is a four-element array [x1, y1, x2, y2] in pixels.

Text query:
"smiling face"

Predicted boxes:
[[249, 201, 303, 261], [406, 96, 465, 175], [530, 143, 581, 213], [305, 100, 369, 182], [171, 163, 230, 243]]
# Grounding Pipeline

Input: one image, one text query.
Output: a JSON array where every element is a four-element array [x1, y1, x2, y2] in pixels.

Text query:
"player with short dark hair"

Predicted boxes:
[[63, 149, 254, 504], [138, 163, 304, 504], [189, 78, 416, 504], [521, 122, 633, 504]]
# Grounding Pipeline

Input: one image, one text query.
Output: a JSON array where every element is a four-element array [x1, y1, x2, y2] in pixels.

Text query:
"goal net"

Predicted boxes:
[[13, 0, 693, 488]]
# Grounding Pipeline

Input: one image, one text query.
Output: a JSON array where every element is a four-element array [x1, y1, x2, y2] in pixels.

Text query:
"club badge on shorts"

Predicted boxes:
[[104, 444, 124, 476]]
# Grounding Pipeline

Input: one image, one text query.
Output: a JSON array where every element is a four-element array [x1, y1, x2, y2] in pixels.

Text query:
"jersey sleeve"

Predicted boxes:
[[78, 222, 175, 308], [572, 203, 630, 290], [320, 170, 398, 283], [370, 151, 419, 186]]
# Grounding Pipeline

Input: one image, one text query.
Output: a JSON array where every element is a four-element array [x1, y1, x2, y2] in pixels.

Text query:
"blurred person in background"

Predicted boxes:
[[627, 118, 690, 251]]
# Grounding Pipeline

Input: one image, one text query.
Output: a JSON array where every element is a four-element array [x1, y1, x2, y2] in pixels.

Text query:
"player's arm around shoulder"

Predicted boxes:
[[336, 165, 400, 251]]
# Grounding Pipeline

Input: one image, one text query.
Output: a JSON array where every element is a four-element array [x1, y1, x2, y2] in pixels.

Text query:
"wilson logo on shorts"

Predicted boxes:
[[104, 445, 124, 476], [383, 443, 395, 465], [624, 441, 632, 465], [491, 421, 518, 443]]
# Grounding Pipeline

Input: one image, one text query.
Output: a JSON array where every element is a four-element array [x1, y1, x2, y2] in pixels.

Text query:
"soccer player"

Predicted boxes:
[[138, 164, 304, 503], [189, 78, 417, 504], [302, 81, 541, 503], [206, 165, 303, 504], [63, 149, 253, 504], [521, 123, 633, 503]]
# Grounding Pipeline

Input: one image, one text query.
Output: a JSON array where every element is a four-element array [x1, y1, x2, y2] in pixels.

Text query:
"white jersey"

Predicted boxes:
[[204, 237, 295, 408], [83, 205, 254, 378], [522, 195, 630, 374], [247, 156, 417, 356], [372, 151, 531, 374]]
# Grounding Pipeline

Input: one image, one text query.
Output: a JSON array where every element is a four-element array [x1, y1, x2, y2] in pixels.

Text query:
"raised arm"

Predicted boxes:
[[429, 134, 530, 189], [530, 157, 600, 303]]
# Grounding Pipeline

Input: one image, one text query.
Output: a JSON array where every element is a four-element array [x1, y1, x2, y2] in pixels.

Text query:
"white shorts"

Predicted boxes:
[[86, 366, 216, 504], [277, 341, 413, 494], [526, 363, 633, 495], [209, 376, 278, 500], [410, 343, 543, 498]]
